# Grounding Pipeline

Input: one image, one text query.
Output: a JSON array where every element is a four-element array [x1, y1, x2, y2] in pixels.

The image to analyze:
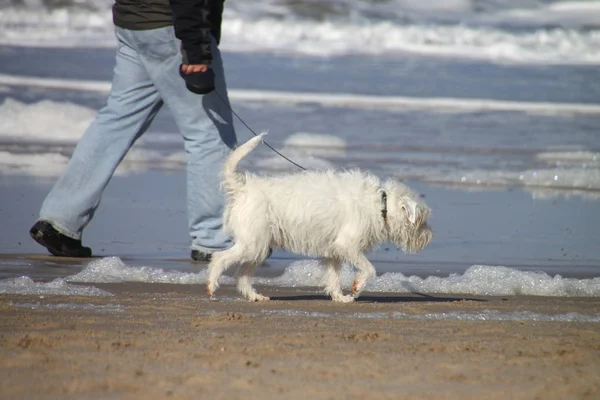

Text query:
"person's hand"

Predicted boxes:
[[181, 64, 208, 74], [179, 63, 215, 94]]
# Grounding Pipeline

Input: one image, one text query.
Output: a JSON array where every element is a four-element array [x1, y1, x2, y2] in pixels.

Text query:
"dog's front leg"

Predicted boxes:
[[323, 258, 353, 303], [347, 253, 376, 299]]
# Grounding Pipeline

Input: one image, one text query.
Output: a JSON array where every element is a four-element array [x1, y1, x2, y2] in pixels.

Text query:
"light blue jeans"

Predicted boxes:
[[39, 26, 237, 253]]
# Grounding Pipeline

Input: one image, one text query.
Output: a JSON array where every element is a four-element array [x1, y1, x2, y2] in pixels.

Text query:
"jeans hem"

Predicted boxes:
[[190, 244, 231, 253]]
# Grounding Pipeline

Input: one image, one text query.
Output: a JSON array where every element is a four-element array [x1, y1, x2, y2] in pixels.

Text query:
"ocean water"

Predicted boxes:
[[0, 0, 599, 300]]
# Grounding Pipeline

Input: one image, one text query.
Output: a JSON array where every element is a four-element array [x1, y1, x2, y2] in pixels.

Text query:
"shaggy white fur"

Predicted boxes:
[[207, 133, 433, 302]]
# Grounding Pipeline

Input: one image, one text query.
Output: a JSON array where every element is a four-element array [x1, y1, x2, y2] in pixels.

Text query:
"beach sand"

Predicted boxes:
[[1, 283, 599, 400]]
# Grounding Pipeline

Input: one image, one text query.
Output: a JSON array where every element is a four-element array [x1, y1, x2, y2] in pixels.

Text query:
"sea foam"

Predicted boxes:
[[0, 276, 112, 297], [261, 309, 600, 323], [0, 98, 95, 142], [65, 257, 600, 298], [0, 96, 597, 199], [0, 0, 598, 65], [68, 257, 219, 284]]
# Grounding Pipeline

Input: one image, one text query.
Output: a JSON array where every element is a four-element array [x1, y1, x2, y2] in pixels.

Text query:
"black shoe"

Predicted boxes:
[[29, 221, 92, 258], [191, 248, 273, 262], [190, 249, 212, 262]]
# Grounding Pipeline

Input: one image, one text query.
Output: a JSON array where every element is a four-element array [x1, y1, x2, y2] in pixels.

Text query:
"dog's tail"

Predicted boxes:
[[222, 132, 266, 192]]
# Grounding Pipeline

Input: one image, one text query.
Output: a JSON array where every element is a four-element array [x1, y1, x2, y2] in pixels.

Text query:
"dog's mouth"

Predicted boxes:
[[401, 222, 433, 254]]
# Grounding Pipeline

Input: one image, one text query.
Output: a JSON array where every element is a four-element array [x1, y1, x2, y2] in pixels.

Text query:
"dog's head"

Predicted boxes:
[[383, 180, 433, 253]]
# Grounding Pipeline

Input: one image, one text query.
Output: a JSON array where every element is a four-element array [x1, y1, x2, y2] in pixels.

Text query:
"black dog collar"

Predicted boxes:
[[381, 191, 387, 221]]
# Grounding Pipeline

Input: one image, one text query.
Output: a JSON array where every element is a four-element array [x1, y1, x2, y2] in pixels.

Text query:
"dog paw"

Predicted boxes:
[[206, 281, 218, 297], [248, 293, 270, 302], [332, 294, 355, 303], [352, 279, 367, 296]]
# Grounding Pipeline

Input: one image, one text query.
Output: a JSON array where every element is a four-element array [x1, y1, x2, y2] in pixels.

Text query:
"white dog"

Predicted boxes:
[[207, 134, 432, 302]]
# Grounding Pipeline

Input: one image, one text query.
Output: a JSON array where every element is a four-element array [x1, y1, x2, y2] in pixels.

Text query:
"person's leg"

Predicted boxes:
[[135, 27, 237, 253], [37, 28, 163, 242]]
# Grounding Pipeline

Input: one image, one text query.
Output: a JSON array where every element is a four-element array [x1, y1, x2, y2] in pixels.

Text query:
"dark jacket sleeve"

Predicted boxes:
[[169, 0, 223, 65]]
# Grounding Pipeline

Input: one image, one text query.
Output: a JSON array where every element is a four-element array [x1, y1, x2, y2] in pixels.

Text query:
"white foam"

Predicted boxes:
[[254, 152, 335, 171], [0, 98, 95, 142], [0, 89, 597, 198], [283, 132, 347, 157], [518, 167, 599, 190], [0, 5, 116, 48], [0, 148, 185, 178], [0, 276, 112, 297], [391, 310, 600, 323], [9, 301, 124, 312], [229, 89, 600, 116], [259, 141, 598, 196], [478, 1, 600, 30], [67, 257, 231, 285], [372, 265, 600, 297], [261, 309, 600, 323], [0, 98, 188, 177], [222, 0, 600, 65], [222, 16, 600, 65], [0, 74, 111, 94], [420, 164, 600, 192], [3, 75, 599, 116], [1, 1, 599, 65], [260, 261, 600, 297], [253, 133, 344, 171], [536, 151, 600, 165], [0, 151, 70, 177], [256, 260, 327, 288], [261, 309, 336, 318], [387, 0, 472, 13], [0, 150, 184, 177], [525, 187, 600, 201], [67, 258, 600, 298]]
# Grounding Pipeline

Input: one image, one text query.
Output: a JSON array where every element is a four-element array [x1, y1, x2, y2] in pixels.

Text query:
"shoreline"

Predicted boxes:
[[1, 284, 599, 399]]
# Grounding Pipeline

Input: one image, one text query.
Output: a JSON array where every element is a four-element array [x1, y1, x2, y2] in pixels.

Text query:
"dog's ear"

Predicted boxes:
[[400, 196, 418, 224]]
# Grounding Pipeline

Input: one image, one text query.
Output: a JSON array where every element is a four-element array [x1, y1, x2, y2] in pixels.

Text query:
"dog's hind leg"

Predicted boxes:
[[323, 258, 353, 303], [345, 252, 376, 299], [237, 262, 269, 302]]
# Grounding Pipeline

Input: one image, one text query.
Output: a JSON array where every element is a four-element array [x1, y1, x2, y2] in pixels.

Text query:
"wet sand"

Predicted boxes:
[[1, 283, 599, 400]]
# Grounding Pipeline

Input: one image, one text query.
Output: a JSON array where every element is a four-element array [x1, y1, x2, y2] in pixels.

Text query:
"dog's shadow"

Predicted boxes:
[[269, 292, 485, 303]]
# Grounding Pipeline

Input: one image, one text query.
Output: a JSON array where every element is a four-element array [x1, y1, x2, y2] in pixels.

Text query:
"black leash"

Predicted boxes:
[[215, 90, 307, 171]]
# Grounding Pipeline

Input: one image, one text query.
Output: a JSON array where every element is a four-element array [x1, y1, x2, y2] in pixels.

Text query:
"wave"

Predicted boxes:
[[4, 75, 600, 115], [0, 97, 96, 142], [0, 0, 599, 64], [222, 14, 600, 65], [0, 96, 598, 198]]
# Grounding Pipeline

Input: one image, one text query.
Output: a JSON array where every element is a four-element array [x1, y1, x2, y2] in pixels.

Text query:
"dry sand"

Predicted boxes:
[[1, 283, 599, 400]]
